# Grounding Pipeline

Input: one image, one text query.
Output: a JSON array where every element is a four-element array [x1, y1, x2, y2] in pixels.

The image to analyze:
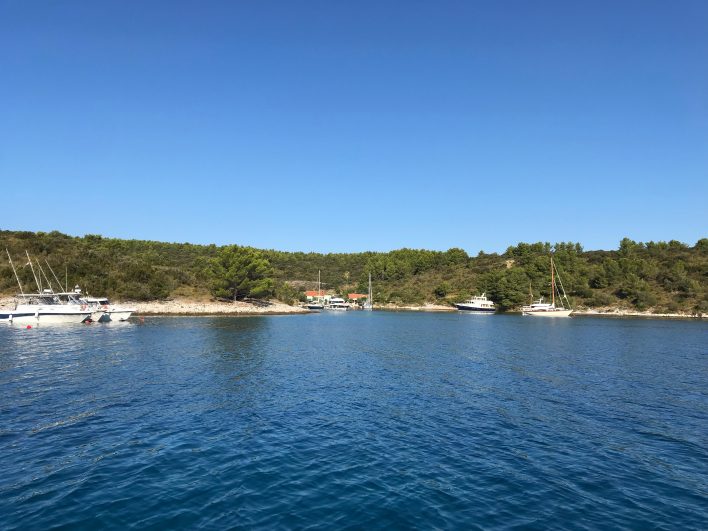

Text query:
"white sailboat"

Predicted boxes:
[[522, 255, 573, 317], [363, 273, 373, 310], [306, 270, 325, 310]]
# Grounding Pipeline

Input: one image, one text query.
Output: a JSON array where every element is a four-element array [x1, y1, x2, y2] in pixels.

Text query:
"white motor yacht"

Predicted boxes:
[[454, 293, 495, 313], [0, 292, 91, 324], [1, 251, 90, 324], [325, 297, 350, 311], [55, 286, 135, 322]]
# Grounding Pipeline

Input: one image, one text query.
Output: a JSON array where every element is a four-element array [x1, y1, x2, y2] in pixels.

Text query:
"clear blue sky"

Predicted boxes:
[[1, 0, 706, 254]]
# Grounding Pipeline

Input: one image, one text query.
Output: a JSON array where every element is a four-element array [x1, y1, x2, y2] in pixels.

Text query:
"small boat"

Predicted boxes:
[[522, 255, 573, 317], [84, 296, 135, 322], [454, 293, 495, 312], [325, 297, 350, 311], [52, 285, 135, 323]]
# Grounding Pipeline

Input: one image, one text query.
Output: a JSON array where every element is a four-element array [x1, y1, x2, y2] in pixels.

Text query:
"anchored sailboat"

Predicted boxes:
[[306, 270, 325, 310], [363, 273, 373, 310], [522, 254, 573, 317]]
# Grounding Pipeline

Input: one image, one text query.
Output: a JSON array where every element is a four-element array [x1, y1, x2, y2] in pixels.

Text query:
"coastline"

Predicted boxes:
[[377, 303, 455, 312], [0, 297, 310, 317], [1, 296, 704, 319], [571, 308, 706, 320], [132, 298, 310, 316]]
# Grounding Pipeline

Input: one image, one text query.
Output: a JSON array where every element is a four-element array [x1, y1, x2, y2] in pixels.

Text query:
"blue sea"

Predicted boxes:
[[1, 313, 706, 529]]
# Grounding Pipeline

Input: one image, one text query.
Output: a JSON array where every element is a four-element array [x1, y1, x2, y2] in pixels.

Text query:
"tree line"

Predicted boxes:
[[1, 230, 705, 314]]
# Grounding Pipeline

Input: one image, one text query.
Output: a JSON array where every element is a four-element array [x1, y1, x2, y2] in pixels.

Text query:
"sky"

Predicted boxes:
[[1, 0, 706, 254]]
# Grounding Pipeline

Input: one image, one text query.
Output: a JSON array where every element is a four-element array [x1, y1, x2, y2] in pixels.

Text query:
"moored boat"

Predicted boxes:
[[363, 273, 373, 310], [522, 255, 573, 317], [325, 297, 350, 311], [2, 293, 91, 324], [306, 270, 325, 311], [522, 297, 573, 317], [84, 296, 135, 322], [2, 251, 90, 324], [454, 293, 495, 313], [55, 286, 135, 322]]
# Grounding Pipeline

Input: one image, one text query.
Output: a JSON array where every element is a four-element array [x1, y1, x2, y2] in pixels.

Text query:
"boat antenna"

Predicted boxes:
[[65, 264, 68, 292], [25, 250, 41, 292], [6, 249, 24, 296], [37, 260, 54, 291]]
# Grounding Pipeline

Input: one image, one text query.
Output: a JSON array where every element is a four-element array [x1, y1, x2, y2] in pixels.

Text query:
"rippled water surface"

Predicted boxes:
[[1, 313, 706, 529]]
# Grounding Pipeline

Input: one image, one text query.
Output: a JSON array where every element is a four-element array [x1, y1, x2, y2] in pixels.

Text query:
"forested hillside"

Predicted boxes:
[[1, 230, 706, 314]]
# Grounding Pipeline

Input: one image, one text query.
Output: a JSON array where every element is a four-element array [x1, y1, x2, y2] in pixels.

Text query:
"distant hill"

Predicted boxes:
[[1, 230, 706, 314]]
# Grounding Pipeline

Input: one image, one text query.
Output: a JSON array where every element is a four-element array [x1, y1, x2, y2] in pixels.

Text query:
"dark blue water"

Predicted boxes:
[[1, 313, 706, 529]]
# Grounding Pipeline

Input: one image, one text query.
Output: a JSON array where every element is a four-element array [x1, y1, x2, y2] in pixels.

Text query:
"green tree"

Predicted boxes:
[[206, 246, 274, 300], [434, 281, 451, 298]]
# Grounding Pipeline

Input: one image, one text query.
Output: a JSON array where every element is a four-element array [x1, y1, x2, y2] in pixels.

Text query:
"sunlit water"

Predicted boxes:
[[1, 313, 706, 529]]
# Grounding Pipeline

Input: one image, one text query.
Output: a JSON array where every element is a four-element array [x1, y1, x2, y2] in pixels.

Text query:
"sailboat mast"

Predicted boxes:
[[46, 260, 64, 294], [25, 251, 41, 292], [35, 260, 54, 293], [551, 255, 555, 307], [6, 249, 24, 296]]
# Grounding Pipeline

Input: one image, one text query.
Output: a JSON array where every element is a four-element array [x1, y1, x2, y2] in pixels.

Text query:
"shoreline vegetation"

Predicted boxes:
[[1, 230, 706, 318]]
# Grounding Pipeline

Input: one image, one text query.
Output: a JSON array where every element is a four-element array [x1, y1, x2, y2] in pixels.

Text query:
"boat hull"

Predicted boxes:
[[524, 309, 573, 317], [0, 312, 34, 322], [5, 312, 91, 324], [109, 310, 133, 322], [454, 304, 495, 312]]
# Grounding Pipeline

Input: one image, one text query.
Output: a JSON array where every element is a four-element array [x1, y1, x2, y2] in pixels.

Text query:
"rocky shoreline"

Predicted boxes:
[[377, 303, 455, 312], [0, 297, 310, 316], [571, 308, 705, 319], [131, 298, 310, 315]]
